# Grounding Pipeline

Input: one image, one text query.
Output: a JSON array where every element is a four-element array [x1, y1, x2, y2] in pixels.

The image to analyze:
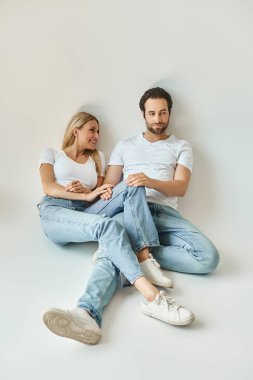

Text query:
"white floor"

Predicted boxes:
[[1, 203, 252, 380]]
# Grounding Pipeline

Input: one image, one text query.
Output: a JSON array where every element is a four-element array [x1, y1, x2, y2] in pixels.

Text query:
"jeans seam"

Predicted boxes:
[[128, 197, 149, 250]]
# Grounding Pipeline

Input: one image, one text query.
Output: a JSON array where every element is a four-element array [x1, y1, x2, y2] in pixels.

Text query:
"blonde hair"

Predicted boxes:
[[62, 112, 102, 176]]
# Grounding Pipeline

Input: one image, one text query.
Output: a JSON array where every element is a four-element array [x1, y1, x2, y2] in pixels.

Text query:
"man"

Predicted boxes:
[[102, 87, 219, 275]]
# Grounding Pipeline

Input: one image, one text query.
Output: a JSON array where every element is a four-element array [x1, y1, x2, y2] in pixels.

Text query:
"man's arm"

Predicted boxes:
[[100, 165, 123, 200], [104, 165, 123, 186], [126, 164, 191, 197]]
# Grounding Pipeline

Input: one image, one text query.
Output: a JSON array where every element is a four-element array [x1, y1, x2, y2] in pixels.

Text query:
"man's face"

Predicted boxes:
[[143, 98, 170, 135]]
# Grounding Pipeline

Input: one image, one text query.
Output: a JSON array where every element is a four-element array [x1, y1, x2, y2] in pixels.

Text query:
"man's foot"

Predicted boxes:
[[141, 290, 194, 326], [140, 254, 174, 288], [43, 308, 102, 345]]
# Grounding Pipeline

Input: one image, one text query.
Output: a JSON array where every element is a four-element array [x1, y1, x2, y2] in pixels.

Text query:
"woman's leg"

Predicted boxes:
[[39, 199, 143, 285]]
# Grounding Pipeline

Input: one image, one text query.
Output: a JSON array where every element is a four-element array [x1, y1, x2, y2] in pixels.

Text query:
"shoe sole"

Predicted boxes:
[[43, 309, 102, 345], [142, 309, 195, 326]]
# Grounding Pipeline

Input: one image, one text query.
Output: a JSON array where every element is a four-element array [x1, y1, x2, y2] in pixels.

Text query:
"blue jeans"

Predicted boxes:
[[38, 182, 160, 326], [148, 203, 220, 274], [81, 203, 220, 326]]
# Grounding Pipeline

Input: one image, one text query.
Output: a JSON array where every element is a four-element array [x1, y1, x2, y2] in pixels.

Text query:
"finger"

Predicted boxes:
[[101, 184, 114, 190], [126, 177, 138, 185], [128, 180, 144, 187], [101, 191, 111, 200]]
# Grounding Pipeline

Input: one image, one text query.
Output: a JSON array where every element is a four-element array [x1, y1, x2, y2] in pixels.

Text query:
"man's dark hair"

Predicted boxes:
[[139, 87, 173, 115]]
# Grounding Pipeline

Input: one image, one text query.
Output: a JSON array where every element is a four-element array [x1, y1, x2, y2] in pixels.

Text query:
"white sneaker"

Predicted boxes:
[[43, 308, 102, 345], [140, 254, 174, 288], [141, 290, 194, 326]]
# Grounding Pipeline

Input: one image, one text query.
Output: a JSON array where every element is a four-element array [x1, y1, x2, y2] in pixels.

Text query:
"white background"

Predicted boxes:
[[0, 1, 252, 379]]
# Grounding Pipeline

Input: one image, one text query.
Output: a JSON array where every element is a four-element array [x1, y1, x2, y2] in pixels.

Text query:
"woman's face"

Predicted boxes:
[[75, 119, 99, 150]]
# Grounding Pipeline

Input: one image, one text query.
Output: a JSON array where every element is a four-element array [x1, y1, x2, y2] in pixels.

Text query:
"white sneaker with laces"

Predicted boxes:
[[141, 290, 194, 326], [43, 308, 102, 345], [140, 254, 174, 288]]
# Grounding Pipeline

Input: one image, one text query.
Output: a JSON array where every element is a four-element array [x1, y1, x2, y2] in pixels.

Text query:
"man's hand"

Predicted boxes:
[[100, 186, 113, 201], [126, 173, 154, 188], [85, 184, 114, 202]]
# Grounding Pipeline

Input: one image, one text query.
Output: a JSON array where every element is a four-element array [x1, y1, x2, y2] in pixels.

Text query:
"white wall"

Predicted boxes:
[[1, 0, 252, 257]]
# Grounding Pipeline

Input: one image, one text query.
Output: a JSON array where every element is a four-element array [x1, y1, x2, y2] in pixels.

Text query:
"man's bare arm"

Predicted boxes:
[[126, 164, 191, 197], [104, 165, 123, 185]]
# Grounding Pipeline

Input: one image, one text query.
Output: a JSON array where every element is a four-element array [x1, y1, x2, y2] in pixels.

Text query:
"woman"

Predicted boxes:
[[39, 112, 194, 345]]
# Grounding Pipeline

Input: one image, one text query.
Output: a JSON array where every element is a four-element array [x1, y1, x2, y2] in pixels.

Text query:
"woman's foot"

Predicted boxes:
[[43, 308, 102, 345]]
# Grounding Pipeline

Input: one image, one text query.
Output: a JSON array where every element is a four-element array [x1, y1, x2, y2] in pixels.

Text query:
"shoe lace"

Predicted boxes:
[[149, 253, 161, 269], [158, 291, 180, 311], [148, 253, 169, 280]]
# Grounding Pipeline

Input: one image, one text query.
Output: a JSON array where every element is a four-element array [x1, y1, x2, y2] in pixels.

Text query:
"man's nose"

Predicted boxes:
[[154, 114, 161, 123]]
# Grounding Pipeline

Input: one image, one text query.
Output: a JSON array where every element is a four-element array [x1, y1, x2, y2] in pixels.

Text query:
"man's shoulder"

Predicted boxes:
[[168, 135, 192, 150]]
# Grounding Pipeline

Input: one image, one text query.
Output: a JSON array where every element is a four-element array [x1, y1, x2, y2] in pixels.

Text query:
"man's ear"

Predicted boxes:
[[142, 111, 145, 119]]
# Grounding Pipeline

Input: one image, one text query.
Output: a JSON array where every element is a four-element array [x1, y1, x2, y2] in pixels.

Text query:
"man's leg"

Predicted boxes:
[[149, 203, 220, 274], [86, 181, 160, 252]]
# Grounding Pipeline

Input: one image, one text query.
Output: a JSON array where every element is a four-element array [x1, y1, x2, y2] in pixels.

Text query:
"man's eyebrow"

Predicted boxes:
[[147, 109, 168, 113]]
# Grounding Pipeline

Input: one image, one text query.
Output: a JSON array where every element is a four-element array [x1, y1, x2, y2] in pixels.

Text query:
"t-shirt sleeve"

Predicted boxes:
[[39, 147, 56, 167], [177, 140, 193, 172], [98, 151, 107, 177], [108, 141, 124, 165]]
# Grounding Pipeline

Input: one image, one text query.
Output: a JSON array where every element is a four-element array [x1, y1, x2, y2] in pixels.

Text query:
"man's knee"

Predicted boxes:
[[201, 244, 220, 274]]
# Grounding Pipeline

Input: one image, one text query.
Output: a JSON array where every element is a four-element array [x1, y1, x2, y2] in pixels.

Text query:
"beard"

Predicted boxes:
[[146, 122, 169, 135]]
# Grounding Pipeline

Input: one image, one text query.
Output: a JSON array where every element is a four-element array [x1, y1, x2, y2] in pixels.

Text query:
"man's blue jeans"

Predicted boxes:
[[80, 203, 220, 326], [148, 203, 220, 273], [38, 182, 160, 326]]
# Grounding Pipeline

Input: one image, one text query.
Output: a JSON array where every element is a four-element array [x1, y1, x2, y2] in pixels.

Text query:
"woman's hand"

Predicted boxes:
[[65, 180, 91, 193], [84, 184, 114, 202]]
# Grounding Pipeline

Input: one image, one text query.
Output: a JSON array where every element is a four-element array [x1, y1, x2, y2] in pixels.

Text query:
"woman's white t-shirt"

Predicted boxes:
[[39, 148, 106, 190]]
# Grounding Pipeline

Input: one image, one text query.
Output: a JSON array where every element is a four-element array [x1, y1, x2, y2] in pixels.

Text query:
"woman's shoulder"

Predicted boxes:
[[40, 147, 61, 165], [41, 147, 58, 154]]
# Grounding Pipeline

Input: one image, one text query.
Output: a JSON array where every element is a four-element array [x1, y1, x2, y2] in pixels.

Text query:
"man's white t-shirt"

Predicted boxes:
[[109, 133, 193, 210], [39, 148, 106, 190]]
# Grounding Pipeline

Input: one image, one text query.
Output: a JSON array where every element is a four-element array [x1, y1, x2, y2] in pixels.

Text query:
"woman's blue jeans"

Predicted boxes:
[[38, 181, 160, 326]]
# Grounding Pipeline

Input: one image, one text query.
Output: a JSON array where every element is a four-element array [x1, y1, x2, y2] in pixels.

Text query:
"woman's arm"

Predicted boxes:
[[40, 164, 88, 200], [40, 164, 112, 201]]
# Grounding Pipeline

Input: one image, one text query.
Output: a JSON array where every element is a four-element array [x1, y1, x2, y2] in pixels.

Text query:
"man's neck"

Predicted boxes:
[[143, 131, 170, 143]]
